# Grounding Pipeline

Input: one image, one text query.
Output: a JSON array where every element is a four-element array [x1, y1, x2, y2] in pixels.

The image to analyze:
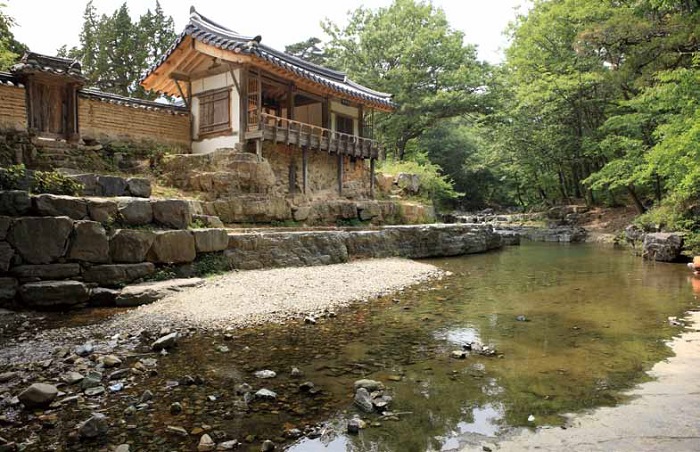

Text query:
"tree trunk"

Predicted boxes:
[[627, 184, 646, 214]]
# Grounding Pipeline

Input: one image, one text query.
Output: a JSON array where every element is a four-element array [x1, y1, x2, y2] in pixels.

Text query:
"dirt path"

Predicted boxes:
[[463, 311, 700, 452]]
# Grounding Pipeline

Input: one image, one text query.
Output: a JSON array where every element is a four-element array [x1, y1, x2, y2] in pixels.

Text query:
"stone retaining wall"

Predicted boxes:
[[224, 224, 502, 270]]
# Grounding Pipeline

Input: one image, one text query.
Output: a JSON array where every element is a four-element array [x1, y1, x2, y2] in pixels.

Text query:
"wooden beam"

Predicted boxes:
[[193, 41, 252, 65], [173, 79, 189, 109]]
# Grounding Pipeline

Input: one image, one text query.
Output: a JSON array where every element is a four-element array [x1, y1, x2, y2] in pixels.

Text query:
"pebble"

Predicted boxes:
[[139, 390, 154, 403], [290, 367, 303, 378], [102, 355, 122, 367], [261, 439, 276, 451], [354, 388, 374, 413], [84, 386, 105, 397], [255, 389, 277, 400], [354, 379, 384, 391], [170, 402, 183, 415], [197, 433, 216, 451], [166, 425, 189, 436], [217, 440, 239, 450], [18, 382, 58, 408], [79, 413, 108, 439], [254, 370, 276, 379], [152, 332, 178, 351], [61, 371, 84, 385]]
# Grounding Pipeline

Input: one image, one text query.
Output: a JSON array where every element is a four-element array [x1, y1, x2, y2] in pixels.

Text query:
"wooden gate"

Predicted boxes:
[[26, 78, 78, 139]]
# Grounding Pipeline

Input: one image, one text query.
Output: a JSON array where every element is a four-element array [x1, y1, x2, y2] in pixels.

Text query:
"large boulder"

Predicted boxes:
[[356, 202, 381, 221], [19, 281, 90, 308], [82, 263, 155, 286], [152, 200, 192, 229], [12, 263, 81, 280], [147, 231, 196, 264], [69, 173, 99, 196], [192, 214, 224, 228], [642, 232, 684, 262], [0, 241, 14, 271], [116, 278, 204, 307], [0, 190, 31, 216], [396, 173, 420, 194], [96, 175, 128, 197], [192, 229, 229, 253], [126, 178, 152, 198], [109, 229, 155, 263], [68, 221, 110, 263], [89, 287, 119, 307], [33, 194, 88, 220], [7, 217, 73, 264], [116, 198, 153, 226]]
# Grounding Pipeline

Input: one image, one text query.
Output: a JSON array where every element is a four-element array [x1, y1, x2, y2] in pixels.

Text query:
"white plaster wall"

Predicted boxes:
[[330, 100, 359, 135], [190, 70, 241, 154]]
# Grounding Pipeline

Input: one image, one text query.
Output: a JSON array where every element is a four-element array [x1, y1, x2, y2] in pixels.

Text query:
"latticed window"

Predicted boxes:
[[198, 88, 230, 135], [336, 114, 354, 135]]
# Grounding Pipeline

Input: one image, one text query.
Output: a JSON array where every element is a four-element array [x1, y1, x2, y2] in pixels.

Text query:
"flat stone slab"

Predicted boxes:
[[7, 217, 74, 265], [12, 263, 81, 280], [147, 230, 196, 264], [82, 263, 155, 286], [192, 228, 229, 253], [19, 280, 89, 308], [116, 278, 205, 307], [33, 194, 88, 220]]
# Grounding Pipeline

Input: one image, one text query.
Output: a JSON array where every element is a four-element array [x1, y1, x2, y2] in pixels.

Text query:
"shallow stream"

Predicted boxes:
[[4, 243, 697, 451]]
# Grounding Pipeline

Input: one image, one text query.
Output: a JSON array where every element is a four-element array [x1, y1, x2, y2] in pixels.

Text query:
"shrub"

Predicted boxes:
[[0, 164, 83, 196], [379, 157, 461, 206]]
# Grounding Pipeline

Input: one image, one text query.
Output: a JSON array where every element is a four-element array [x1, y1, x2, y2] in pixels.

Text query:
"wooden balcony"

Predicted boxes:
[[245, 113, 379, 159]]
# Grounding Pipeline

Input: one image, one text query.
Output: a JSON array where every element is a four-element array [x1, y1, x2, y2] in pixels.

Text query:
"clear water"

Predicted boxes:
[[9, 243, 697, 451]]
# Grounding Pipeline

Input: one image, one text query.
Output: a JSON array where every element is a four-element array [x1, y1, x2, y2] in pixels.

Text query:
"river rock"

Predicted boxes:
[[12, 263, 81, 280], [152, 332, 178, 351], [126, 177, 152, 198], [353, 387, 374, 413], [353, 379, 384, 392], [197, 434, 215, 451], [255, 388, 277, 400], [116, 278, 204, 307], [8, 217, 73, 264], [97, 175, 128, 197], [68, 221, 109, 263], [216, 440, 239, 450], [170, 402, 183, 414], [116, 198, 153, 226], [103, 355, 122, 368], [254, 370, 276, 379], [61, 372, 84, 385], [152, 199, 192, 229], [19, 281, 89, 308], [347, 416, 364, 434], [33, 194, 88, 220], [192, 228, 229, 253], [82, 263, 155, 286], [0, 190, 31, 216], [18, 382, 58, 408], [84, 386, 105, 397], [166, 425, 189, 437], [642, 232, 684, 262], [79, 413, 108, 439], [86, 198, 118, 223], [147, 230, 196, 264], [109, 229, 155, 263], [396, 173, 421, 194], [261, 440, 276, 452]]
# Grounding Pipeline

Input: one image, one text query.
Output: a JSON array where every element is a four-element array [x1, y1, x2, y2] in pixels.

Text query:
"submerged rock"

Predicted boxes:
[[197, 433, 216, 451], [254, 370, 276, 379], [260, 440, 276, 451], [353, 379, 384, 392], [152, 332, 178, 351], [354, 388, 374, 413]]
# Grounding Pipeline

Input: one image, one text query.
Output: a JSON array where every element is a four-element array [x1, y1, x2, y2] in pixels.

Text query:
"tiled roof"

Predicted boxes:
[[0, 71, 23, 87], [141, 7, 395, 108], [79, 89, 189, 115], [11, 52, 85, 81]]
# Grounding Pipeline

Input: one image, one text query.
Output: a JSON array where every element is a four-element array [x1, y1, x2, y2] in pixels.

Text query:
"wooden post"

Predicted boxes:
[[338, 154, 343, 196], [370, 158, 375, 199], [302, 147, 308, 194], [287, 83, 295, 120], [322, 98, 330, 129], [239, 68, 248, 144], [358, 104, 364, 138]]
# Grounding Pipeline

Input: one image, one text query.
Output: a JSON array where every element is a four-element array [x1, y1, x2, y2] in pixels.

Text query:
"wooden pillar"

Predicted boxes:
[[302, 146, 308, 194], [358, 105, 364, 138], [239, 68, 248, 144], [338, 154, 343, 196], [287, 83, 295, 120], [370, 158, 375, 199], [322, 98, 330, 129]]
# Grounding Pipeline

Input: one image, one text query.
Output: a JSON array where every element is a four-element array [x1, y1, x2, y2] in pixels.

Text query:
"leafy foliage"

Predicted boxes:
[[379, 156, 461, 205], [58, 1, 175, 99], [0, 3, 27, 70], [0, 165, 83, 196], [284, 37, 328, 66]]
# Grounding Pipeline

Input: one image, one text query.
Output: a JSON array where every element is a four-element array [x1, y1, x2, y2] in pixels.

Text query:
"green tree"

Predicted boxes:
[[58, 1, 175, 99], [323, 0, 489, 160], [0, 3, 27, 70], [285, 37, 328, 66]]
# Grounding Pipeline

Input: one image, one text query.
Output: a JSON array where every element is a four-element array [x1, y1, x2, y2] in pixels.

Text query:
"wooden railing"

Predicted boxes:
[[245, 113, 379, 159]]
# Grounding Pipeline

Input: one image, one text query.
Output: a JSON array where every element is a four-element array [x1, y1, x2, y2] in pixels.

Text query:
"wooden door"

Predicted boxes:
[[29, 81, 68, 137]]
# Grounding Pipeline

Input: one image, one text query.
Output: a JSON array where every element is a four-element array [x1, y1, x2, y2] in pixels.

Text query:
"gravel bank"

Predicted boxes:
[[115, 257, 443, 331], [0, 258, 443, 365]]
